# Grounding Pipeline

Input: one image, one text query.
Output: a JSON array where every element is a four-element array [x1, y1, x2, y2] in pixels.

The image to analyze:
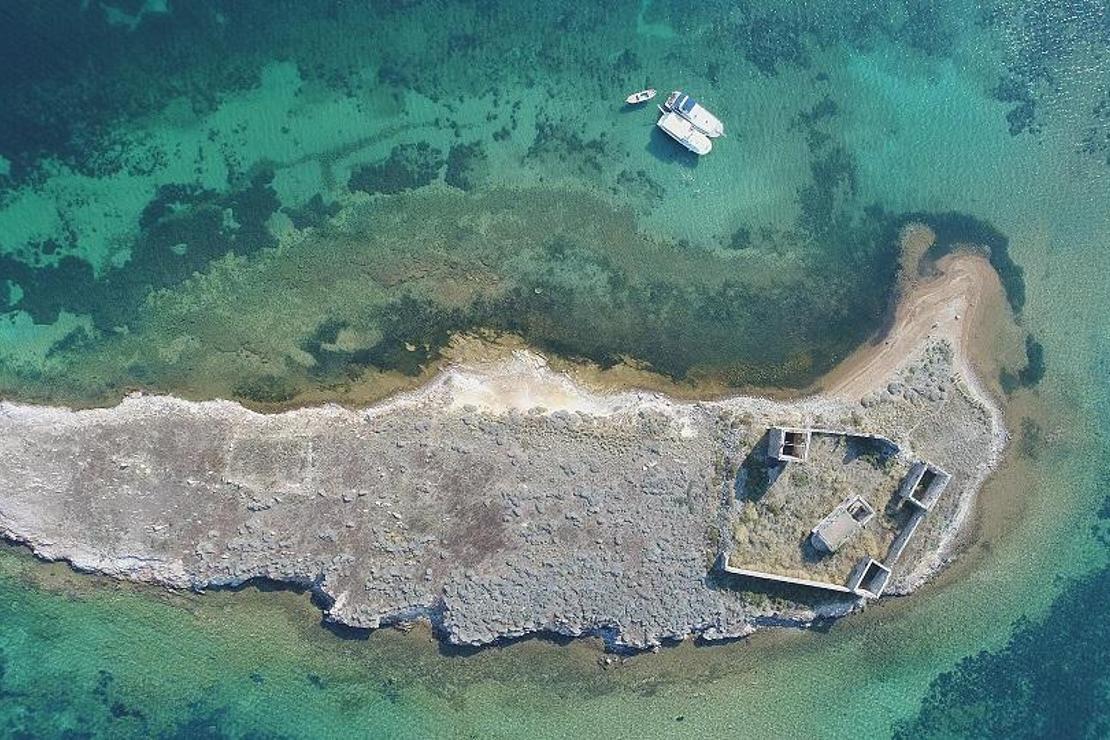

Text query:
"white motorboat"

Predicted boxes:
[[625, 88, 657, 105], [656, 110, 712, 155], [662, 90, 724, 138]]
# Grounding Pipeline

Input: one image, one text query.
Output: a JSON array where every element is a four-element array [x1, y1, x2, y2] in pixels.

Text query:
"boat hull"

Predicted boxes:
[[625, 89, 657, 105], [656, 111, 712, 155]]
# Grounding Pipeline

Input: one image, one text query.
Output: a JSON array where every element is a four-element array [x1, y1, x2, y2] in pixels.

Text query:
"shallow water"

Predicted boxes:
[[0, 1, 1108, 737]]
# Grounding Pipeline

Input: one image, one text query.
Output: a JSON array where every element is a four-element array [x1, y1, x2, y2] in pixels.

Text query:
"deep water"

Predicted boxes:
[[895, 496, 1110, 739], [1, 0, 1109, 737]]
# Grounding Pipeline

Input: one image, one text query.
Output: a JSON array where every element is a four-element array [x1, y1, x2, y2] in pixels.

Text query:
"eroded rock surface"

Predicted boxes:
[[0, 345, 1001, 649]]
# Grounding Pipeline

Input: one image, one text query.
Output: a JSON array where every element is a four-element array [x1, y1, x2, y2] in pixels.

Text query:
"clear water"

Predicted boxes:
[[0, 1, 1108, 736]]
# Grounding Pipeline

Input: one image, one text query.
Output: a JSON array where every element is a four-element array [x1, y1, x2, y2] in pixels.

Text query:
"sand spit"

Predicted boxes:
[[822, 250, 999, 401], [0, 257, 1006, 651]]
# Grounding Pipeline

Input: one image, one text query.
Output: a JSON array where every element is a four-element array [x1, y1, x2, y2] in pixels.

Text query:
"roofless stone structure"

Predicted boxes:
[[724, 425, 957, 600], [897, 462, 952, 511], [768, 426, 811, 462]]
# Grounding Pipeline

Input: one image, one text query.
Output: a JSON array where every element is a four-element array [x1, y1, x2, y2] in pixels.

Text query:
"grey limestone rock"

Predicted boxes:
[[0, 344, 1000, 650]]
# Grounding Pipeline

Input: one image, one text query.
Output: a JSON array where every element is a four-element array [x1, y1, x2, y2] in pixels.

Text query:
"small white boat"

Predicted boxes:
[[656, 110, 712, 155], [625, 88, 657, 105], [662, 90, 724, 138]]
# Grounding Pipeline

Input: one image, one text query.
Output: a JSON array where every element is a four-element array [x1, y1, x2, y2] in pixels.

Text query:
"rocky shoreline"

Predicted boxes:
[[0, 335, 1003, 651]]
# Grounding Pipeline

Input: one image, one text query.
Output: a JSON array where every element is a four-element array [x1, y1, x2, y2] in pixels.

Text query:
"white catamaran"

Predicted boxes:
[[655, 110, 712, 155]]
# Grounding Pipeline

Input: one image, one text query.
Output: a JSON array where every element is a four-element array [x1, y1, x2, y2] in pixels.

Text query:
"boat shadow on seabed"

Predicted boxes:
[[646, 126, 700, 169]]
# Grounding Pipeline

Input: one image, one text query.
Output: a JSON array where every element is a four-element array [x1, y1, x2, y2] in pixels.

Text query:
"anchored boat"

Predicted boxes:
[[625, 88, 657, 105], [662, 90, 724, 138], [656, 110, 712, 155]]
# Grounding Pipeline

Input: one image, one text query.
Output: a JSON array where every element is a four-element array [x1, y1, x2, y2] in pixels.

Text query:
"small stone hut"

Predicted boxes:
[[768, 426, 811, 462], [810, 495, 875, 553], [848, 558, 892, 598], [897, 462, 952, 511]]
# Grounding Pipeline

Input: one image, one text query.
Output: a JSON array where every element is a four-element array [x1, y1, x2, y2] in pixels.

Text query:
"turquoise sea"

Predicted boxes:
[[0, 0, 1108, 736]]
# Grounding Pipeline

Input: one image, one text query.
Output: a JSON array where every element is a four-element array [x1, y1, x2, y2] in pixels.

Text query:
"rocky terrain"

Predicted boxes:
[[0, 340, 1002, 650]]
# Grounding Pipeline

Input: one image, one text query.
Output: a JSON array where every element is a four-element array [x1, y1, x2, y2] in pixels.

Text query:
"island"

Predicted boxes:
[[0, 252, 1006, 651]]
